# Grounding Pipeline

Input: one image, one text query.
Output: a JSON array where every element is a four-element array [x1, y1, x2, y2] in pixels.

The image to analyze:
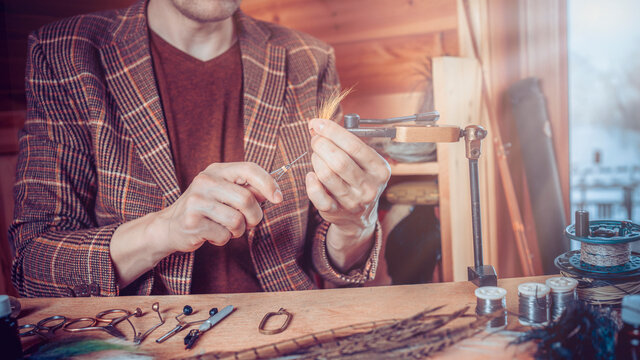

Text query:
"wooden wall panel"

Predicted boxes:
[[242, 0, 457, 45], [334, 30, 458, 96]]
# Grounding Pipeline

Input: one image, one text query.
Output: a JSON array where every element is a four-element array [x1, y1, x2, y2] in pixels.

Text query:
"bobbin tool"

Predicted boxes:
[[344, 112, 497, 286]]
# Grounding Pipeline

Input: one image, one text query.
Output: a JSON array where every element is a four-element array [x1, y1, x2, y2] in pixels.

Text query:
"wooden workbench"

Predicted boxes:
[[17, 276, 548, 359]]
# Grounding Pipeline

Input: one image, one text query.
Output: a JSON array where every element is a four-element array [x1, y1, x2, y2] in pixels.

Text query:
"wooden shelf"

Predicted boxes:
[[389, 161, 439, 176]]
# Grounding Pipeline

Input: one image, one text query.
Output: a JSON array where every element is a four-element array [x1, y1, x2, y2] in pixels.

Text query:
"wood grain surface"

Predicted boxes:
[[16, 276, 549, 359]]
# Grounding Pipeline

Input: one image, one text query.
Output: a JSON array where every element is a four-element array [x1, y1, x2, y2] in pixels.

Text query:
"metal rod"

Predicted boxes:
[[358, 111, 440, 124], [346, 127, 396, 138], [469, 159, 483, 268]]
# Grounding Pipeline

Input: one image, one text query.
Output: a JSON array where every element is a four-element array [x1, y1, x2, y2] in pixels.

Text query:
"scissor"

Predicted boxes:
[[19, 315, 67, 340], [63, 308, 142, 340]]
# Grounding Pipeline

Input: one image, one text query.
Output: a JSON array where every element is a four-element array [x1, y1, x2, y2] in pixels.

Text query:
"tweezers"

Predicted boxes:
[[270, 151, 308, 181]]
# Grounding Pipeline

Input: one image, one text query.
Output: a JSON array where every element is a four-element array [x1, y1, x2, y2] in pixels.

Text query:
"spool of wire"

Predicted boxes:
[[518, 282, 550, 326], [545, 277, 578, 320], [555, 212, 640, 305], [474, 286, 507, 329]]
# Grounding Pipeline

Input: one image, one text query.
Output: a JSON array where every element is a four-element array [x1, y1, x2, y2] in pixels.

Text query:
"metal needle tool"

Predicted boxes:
[[257, 151, 308, 209], [270, 151, 308, 181]]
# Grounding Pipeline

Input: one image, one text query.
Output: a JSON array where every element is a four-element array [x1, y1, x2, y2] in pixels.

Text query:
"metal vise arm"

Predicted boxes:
[[344, 113, 497, 287]]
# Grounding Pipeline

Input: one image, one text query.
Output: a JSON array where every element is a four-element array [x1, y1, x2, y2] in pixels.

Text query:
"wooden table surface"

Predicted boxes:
[[17, 276, 549, 359]]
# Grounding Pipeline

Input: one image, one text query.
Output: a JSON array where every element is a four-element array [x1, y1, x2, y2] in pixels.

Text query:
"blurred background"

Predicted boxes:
[[0, 0, 637, 296]]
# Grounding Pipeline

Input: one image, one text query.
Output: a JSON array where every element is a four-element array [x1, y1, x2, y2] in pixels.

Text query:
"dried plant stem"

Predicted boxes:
[[183, 306, 504, 360]]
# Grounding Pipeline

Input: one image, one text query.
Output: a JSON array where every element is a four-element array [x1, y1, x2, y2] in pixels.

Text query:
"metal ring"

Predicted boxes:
[[36, 315, 66, 331], [259, 308, 293, 335], [63, 317, 98, 332], [95, 309, 129, 323], [18, 323, 37, 337]]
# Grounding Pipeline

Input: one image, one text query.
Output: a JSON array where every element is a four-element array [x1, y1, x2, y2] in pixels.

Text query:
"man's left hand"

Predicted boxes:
[[306, 118, 391, 269]]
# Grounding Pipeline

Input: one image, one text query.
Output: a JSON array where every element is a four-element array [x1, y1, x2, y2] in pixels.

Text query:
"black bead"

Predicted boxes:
[[209, 307, 219, 316], [183, 305, 193, 315]]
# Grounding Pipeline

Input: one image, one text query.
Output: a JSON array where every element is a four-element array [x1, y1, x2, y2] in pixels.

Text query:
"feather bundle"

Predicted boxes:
[[316, 87, 353, 121], [23, 337, 152, 360], [510, 302, 619, 360]]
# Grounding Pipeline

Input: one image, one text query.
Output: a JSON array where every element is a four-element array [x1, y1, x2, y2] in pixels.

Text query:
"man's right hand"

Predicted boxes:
[[110, 162, 282, 288], [154, 162, 283, 253]]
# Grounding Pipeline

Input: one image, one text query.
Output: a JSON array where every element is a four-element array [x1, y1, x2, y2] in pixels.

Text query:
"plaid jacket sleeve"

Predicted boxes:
[[9, 33, 120, 298], [309, 48, 381, 286]]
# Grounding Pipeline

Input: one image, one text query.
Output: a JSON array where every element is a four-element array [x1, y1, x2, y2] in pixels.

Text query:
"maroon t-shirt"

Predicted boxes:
[[150, 30, 261, 294]]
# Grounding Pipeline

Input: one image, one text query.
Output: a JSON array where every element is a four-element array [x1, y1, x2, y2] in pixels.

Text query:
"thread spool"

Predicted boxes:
[[556, 213, 640, 305], [518, 282, 550, 326], [580, 242, 631, 267], [475, 286, 507, 329], [545, 277, 578, 320]]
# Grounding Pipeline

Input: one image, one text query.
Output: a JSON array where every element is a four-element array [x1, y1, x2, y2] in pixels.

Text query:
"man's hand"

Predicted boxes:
[[110, 162, 282, 288], [306, 118, 391, 270], [155, 162, 283, 253]]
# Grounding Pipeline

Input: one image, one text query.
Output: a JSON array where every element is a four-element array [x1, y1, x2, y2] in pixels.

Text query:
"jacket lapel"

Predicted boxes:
[[236, 12, 286, 173], [100, 1, 180, 206], [100, 0, 192, 295], [236, 13, 306, 291]]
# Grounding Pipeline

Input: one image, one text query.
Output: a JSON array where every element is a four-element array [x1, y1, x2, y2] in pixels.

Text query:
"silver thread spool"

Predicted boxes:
[[475, 286, 507, 329], [545, 277, 578, 321], [518, 282, 551, 326], [580, 242, 631, 267]]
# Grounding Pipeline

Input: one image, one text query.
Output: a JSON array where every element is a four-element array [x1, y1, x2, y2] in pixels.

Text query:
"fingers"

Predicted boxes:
[[306, 172, 338, 212], [178, 207, 232, 247], [182, 188, 253, 238], [206, 180, 264, 229], [215, 162, 283, 204], [201, 202, 247, 238], [311, 154, 364, 213], [200, 220, 232, 247], [308, 118, 389, 181], [310, 135, 365, 186], [190, 172, 264, 230]]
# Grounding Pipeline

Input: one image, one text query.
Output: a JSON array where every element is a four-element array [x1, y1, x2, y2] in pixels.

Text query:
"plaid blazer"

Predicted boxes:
[[10, 0, 381, 297]]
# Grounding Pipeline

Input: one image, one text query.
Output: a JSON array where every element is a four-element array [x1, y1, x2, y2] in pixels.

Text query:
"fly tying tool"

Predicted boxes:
[[134, 302, 165, 345], [183, 305, 234, 349], [62, 307, 143, 340], [19, 316, 67, 340], [270, 151, 308, 181], [156, 305, 218, 343]]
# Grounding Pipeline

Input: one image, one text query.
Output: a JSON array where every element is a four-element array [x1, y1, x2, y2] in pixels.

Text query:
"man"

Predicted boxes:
[[10, 0, 390, 297]]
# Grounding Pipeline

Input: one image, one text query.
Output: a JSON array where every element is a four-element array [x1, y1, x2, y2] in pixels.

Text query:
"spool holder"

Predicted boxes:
[[555, 218, 640, 278], [344, 112, 497, 287]]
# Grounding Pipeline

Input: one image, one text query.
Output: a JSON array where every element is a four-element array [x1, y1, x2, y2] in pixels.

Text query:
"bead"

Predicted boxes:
[[209, 307, 219, 316], [183, 305, 193, 315]]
